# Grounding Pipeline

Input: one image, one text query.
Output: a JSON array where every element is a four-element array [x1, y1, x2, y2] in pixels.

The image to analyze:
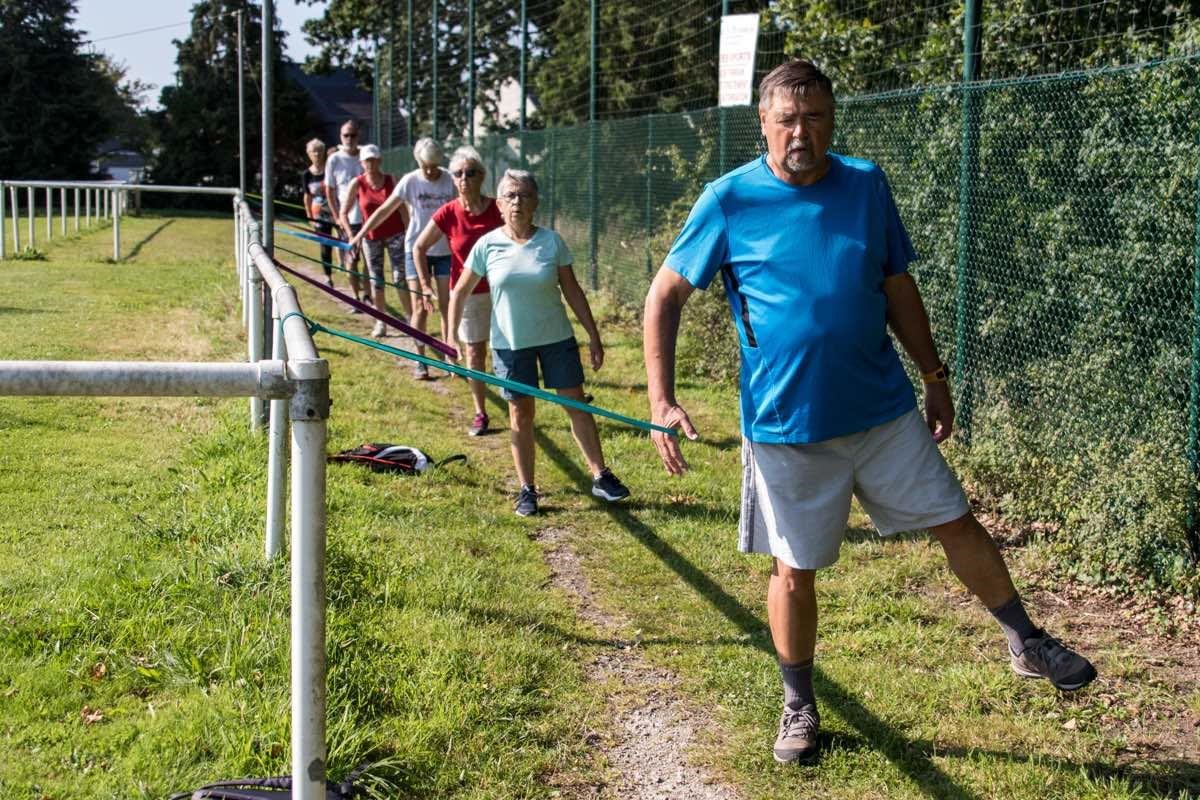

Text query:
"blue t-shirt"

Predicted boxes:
[[664, 153, 918, 444]]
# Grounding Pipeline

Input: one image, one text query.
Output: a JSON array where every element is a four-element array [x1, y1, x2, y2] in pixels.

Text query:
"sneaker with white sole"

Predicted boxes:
[[469, 412, 489, 437], [773, 703, 819, 763], [1010, 628, 1097, 691], [515, 485, 538, 517], [412, 362, 430, 381], [370, 320, 387, 338], [591, 468, 630, 502]]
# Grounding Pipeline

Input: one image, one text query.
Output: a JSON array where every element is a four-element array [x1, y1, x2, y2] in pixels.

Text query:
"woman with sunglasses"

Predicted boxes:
[[411, 146, 501, 436], [448, 169, 631, 517]]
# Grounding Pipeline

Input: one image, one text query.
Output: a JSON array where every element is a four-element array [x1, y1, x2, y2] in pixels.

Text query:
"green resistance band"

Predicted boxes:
[[247, 191, 307, 213], [288, 314, 677, 438]]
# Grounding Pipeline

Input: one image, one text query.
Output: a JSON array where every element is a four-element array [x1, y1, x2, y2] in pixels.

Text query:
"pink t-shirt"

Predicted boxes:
[[432, 197, 502, 295]]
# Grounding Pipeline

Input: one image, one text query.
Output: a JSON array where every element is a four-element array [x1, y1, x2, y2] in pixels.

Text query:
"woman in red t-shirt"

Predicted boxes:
[[412, 145, 502, 436], [342, 144, 410, 337]]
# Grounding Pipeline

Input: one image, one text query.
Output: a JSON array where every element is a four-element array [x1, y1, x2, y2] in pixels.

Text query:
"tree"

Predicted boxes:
[[0, 0, 134, 179], [151, 0, 313, 198]]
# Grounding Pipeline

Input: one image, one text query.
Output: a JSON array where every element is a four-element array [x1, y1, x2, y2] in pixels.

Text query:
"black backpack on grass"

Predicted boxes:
[[327, 442, 466, 474], [168, 772, 360, 799]]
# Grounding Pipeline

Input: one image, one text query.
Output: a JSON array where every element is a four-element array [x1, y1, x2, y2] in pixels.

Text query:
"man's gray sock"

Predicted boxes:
[[989, 594, 1038, 653], [780, 658, 815, 710]]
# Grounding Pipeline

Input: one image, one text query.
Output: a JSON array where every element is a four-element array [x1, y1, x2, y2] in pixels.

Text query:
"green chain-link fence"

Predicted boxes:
[[369, 0, 1200, 598]]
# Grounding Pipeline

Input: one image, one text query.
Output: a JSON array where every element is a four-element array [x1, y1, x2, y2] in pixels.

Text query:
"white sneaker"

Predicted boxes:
[[370, 320, 387, 338]]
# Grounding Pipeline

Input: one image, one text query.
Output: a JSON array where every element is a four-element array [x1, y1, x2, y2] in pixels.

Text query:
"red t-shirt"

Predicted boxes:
[[354, 173, 405, 241], [432, 197, 503, 295]]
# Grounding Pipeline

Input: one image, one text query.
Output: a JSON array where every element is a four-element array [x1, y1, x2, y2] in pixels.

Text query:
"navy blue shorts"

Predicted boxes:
[[492, 337, 585, 401], [405, 252, 451, 281]]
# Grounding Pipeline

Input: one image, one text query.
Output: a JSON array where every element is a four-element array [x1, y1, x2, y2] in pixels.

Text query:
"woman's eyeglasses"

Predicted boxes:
[[501, 192, 533, 202], [451, 168, 481, 178]]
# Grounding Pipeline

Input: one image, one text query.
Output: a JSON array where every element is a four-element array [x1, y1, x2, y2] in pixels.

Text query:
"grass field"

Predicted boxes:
[[0, 212, 1196, 799]]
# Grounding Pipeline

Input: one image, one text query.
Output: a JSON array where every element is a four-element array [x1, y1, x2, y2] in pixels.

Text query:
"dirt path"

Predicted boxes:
[[536, 527, 741, 800]]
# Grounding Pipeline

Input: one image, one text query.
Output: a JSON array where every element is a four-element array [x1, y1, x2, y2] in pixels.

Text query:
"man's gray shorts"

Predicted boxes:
[[739, 408, 970, 570]]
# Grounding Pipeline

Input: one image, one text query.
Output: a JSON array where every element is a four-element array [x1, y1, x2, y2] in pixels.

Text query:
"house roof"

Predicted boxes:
[[284, 61, 375, 146]]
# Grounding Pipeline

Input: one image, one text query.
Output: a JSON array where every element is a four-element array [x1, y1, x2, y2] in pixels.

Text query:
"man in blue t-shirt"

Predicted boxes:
[[643, 58, 1095, 764]]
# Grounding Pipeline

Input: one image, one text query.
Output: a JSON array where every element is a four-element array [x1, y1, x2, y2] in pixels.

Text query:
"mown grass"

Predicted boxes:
[[1, 213, 1196, 799]]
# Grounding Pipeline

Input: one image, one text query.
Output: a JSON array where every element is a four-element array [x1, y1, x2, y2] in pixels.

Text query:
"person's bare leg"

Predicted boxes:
[[556, 385, 605, 475], [436, 275, 452, 345], [509, 396, 536, 487], [407, 278, 428, 358], [768, 559, 817, 664], [467, 341, 488, 416], [929, 512, 1017, 608]]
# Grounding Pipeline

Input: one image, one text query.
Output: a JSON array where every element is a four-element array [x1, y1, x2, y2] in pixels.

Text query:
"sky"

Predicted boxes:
[[73, 0, 322, 108]]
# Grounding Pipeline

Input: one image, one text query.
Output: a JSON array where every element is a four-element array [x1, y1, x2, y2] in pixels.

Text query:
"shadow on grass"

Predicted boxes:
[[532, 427, 984, 799], [124, 219, 175, 260], [0, 306, 46, 315]]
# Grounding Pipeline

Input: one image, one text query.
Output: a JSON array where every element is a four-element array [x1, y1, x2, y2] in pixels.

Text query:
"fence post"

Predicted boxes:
[[60, 188, 66, 235], [0, 181, 5, 260], [719, 0, 729, 174], [265, 308, 288, 560], [238, 10, 247, 197], [112, 190, 121, 261], [645, 115, 654, 276], [388, 1, 397, 149], [289, 360, 331, 800], [74, 187, 79, 231], [1187, 138, 1200, 561], [431, 0, 439, 143], [46, 187, 52, 240], [262, 0, 276, 394], [372, 40, 381, 142], [27, 186, 34, 248], [248, 268, 264, 429], [519, 0, 527, 168], [406, 0, 413, 146], [467, 0, 475, 145], [953, 0, 982, 445], [588, 0, 598, 289], [11, 185, 20, 251], [548, 128, 556, 230]]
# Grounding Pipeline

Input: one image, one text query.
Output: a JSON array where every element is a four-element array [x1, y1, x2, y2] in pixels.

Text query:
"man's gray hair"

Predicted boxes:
[[413, 137, 444, 165], [305, 138, 326, 154], [497, 169, 538, 196], [757, 58, 835, 110], [449, 145, 484, 170]]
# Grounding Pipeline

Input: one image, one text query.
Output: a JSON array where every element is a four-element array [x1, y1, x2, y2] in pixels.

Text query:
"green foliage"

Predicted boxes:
[[0, 0, 140, 179], [151, 1, 313, 200], [10, 246, 47, 261]]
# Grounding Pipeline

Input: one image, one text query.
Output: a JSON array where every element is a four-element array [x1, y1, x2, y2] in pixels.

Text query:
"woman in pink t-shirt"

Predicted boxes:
[[343, 144, 410, 337], [412, 145, 502, 436]]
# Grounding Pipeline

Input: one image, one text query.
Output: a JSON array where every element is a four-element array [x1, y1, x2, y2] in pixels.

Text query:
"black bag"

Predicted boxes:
[[167, 771, 360, 799], [327, 443, 466, 474]]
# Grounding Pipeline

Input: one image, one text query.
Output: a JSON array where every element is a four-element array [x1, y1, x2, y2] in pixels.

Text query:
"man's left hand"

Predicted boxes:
[[924, 381, 955, 443], [588, 338, 604, 371]]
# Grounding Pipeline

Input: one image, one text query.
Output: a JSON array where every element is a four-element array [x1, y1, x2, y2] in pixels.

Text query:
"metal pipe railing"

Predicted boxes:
[[0, 360, 290, 397]]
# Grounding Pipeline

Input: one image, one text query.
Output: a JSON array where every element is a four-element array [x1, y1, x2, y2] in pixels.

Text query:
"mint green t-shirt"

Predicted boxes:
[[466, 226, 575, 350]]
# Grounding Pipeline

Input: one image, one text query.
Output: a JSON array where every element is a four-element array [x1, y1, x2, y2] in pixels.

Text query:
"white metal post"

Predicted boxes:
[[112, 190, 121, 261], [60, 188, 66, 235], [10, 185, 19, 251], [248, 269, 264, 429], [46, 187, 52, 240], [289, 366, 329, 800], [74, 187, 79, 232], [265, 312, 288, 559], [0, 181, 5, 260], [85, 189, 90, 227], [27, 186, 34, 248]]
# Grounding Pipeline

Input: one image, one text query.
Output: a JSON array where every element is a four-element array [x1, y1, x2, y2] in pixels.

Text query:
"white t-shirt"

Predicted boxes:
[[324, 148, 364, 224], [392, 168, 455, 255]]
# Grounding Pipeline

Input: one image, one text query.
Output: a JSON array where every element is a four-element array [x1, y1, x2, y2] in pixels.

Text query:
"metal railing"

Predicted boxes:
[[0, 186, 331, 799]]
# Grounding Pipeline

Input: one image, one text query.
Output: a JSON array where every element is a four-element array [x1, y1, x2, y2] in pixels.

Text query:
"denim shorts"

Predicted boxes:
[[404, 252, 451, 281], [492, 337, 585, 401], [363, 234, 404, 288]]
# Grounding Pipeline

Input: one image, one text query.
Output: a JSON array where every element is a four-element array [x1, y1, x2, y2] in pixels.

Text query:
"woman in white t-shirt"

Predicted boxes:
[[354, 138, 455, 378], [448, 169, 631, 517]]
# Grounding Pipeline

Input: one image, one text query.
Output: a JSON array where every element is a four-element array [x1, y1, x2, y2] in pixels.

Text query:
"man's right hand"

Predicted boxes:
[[651, 403, 699, 475]]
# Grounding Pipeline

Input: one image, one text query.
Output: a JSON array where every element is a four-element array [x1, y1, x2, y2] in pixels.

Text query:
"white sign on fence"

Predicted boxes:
[[719, 13, 760, 107]]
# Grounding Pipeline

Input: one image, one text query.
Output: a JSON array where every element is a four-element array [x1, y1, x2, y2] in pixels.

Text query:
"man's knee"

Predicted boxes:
[[929, 511, 982, 544], [771, 559, 816, 594]]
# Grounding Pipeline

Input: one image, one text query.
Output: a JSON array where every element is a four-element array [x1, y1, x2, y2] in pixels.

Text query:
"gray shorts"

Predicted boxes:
[[739, 408, 970, 569], [492, 337, 585, 402], [363, 234, 404, 288]]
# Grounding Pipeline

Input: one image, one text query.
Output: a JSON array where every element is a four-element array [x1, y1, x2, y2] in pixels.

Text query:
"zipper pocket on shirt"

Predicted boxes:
[[722, 265, 758, 347]]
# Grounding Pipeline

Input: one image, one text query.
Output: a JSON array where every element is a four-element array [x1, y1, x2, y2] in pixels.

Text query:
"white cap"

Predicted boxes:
[[358, 144, 382, 161]]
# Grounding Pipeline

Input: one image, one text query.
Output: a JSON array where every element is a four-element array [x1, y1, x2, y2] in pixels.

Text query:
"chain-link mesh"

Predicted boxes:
[[363, 1, 1200, 594]]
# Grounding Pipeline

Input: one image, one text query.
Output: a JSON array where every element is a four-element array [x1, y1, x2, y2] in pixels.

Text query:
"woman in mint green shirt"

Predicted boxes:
[[449, 169, 631, 517]]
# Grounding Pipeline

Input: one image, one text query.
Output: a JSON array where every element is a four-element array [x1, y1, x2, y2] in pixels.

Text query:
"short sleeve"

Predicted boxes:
[[431, 201, 455, 236], [391, 173, 409, 202], [466, 235, 488, 277], [323, 157, 335, 187], [875, 166, 917, 276], [553, 231, 573, 268], [662, 185, 729, 290]]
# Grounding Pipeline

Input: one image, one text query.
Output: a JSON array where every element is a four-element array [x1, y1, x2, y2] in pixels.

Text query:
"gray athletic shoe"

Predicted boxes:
[[591, 468, 630, 502], [515, 485, 539, 517], [1010, 629, 1097, 691], [774, 703, 819, 763]]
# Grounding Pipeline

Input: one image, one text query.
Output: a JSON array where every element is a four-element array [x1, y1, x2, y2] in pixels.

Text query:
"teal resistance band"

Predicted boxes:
[[303, 317, 677, 438], [273, 243, 431, 298], [276, 226, 353, 251]]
